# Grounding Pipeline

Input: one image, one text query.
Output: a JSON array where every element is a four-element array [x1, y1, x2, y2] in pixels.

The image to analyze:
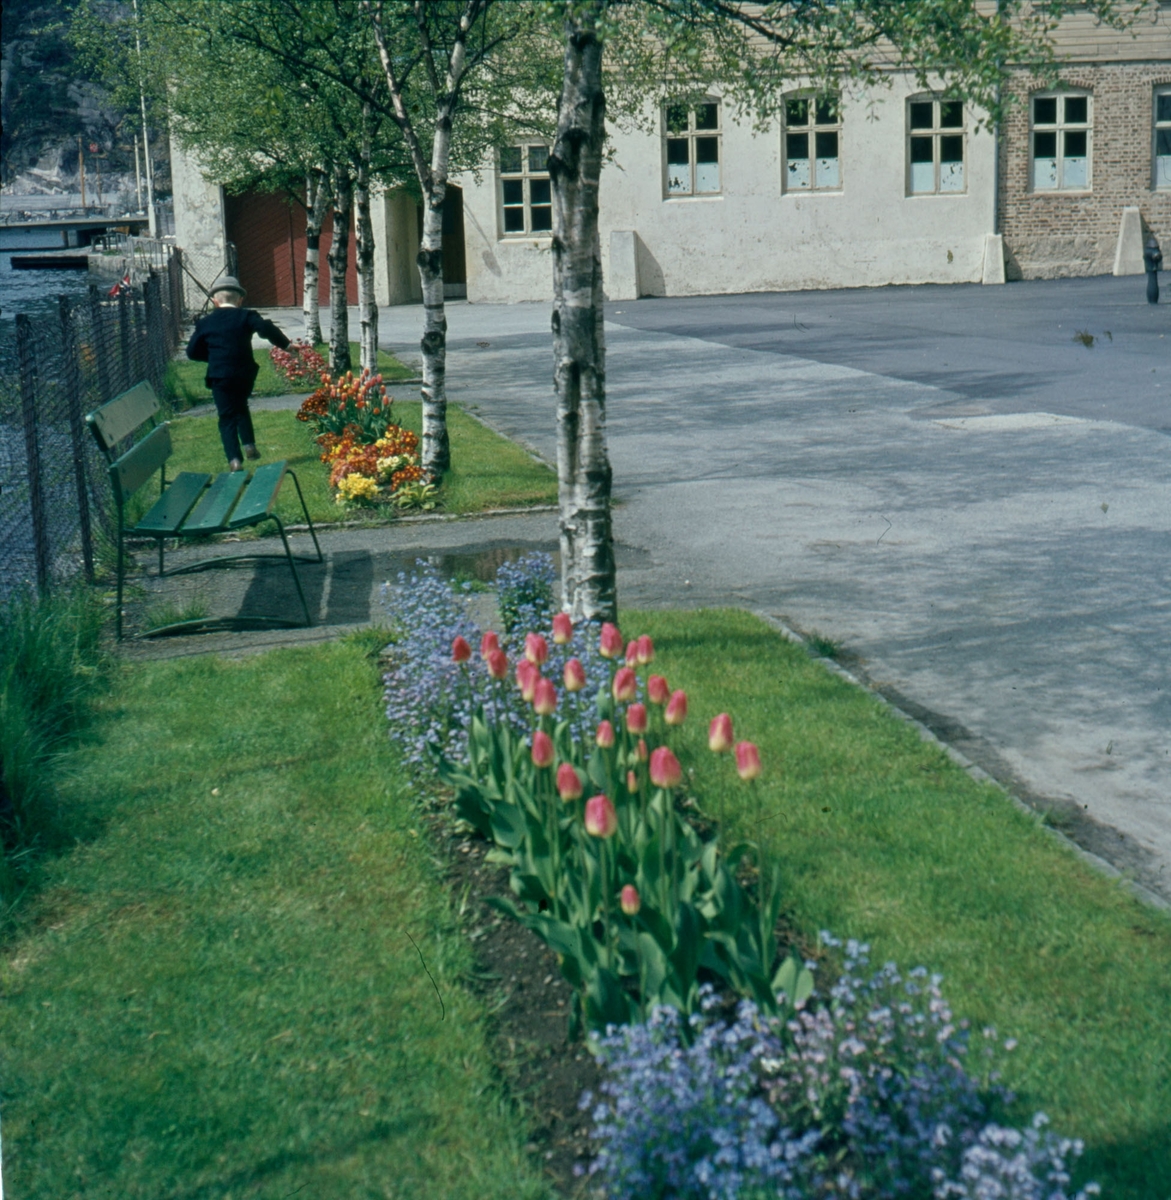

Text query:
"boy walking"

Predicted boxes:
[[186, 275, 292, 471]]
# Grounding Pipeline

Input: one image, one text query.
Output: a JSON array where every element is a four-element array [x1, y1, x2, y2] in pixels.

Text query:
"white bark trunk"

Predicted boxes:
[[328, 166, 353, 375], [417, 177, 449, 477], [550, 4, 616, 623], [355, 128, 379, 375], [302, 168, 330, 347]]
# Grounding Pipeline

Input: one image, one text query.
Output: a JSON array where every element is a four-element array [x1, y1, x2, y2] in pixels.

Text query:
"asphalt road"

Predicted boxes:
[[283, 277, 1171, 903]]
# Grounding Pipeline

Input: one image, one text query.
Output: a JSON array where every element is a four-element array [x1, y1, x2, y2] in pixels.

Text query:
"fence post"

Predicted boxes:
[[16, 315, 51, 594], [118, 287, 131, 392], [89, 285, 112, 402], [59, 294, 95, 582]]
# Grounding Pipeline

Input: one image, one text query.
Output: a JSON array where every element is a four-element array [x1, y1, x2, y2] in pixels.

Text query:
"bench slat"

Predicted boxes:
[[228, 461, 287, 529], [87, 382, 160, 455], [109, 423, 173, 503], [134, 472, 210, 534], [180, 471, 248, 534]]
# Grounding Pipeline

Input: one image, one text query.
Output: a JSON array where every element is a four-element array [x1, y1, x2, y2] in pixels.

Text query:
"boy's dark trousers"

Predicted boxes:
[[209, 378, 256, 462]]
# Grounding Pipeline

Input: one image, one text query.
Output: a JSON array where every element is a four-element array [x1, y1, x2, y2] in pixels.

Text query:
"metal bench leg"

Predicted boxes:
[[267, 514, 313, 628], [285, 470, 323, 563]]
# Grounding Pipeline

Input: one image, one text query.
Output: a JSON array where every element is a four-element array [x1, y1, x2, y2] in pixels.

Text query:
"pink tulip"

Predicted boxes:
[[625, 640, 639, 667], [531, 730, 555, 768], [599, 622, 623, 659], [596, 720, 615, 749], [620, 884, 641, 916], [626, 702, 648, 734], [650, 746, 683, 789], [480, 631, 500, 659], [451, 636, 472, 663], [735, 741, 762, 781], [516, 659, 538, 702], [584, 793, 618, 838], [557, 762, 583, 801], [647, 675, 670, 705], [552, 612, 573, 644], [564, 657, 586, 692], [636, 737, 648, 763], [486, 648, 509, 680], [533, 676, 558, 716], [612, 667, 637, 703], [708, 713, 734, 753], [664, 689, 688, 726], [636, 634, 654, 666], [525, 632, 549, 666], [626, 769, 640, 793]]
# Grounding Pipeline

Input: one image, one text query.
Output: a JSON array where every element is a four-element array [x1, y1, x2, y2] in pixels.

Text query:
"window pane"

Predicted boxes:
[[1033, 96, 1057, 125], [816, 156, 840, 189], [695, 103, 718, 131], [529, 178, 551, 205], [940, 101, 963, 128], [1034, 131, 1057, 158], [695, 137, 719, 191], [910, 161, 935, 193], [815, 130, 838, 158], [1158, 94, 1171, 123], [787, 132, 809, 160], [1062, 130, 1087, 158], [666, 104, 689, 134], [1158, 129, 1171, 154], [666, 138, 690, 193], [503, 206, 524, 232], [530, 205, 552, 232], [695, 136, 719, 164], [910, 102, 934, 130], [786, 157, 811, 188], [1033, 156, 1058, 190], [910, 136, 934, 163], [502, 179, 523, 205], [785, 97, 809, 126], [940, 161, 964, 192], [940, 135, 963, 164], [528, 145, 549, 173], [500, 146, 522, 173], [1064, 96, 1088, 124], [1062, 156, 1088, 189], [1158, 153, 1171, 188], [815, 96, 838, 124]]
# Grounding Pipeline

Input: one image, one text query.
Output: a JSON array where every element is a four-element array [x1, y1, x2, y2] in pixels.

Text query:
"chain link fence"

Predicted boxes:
[[0, 246, 186, 601]]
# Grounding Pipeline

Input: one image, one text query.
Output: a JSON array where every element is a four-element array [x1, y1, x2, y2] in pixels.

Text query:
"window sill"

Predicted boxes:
[[905, 192, 970, 198], [782, 189, 844, 197], [662, 193, 724, 202], [498, 234, 554, 245], [1026, 189, 1094, 197]]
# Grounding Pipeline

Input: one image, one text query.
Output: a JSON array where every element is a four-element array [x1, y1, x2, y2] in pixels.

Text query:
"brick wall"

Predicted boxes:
[[999, 63, 1171, 279]]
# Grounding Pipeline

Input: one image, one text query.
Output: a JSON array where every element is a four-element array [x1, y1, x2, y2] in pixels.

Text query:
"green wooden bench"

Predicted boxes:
[[87, 381, 323, 639]]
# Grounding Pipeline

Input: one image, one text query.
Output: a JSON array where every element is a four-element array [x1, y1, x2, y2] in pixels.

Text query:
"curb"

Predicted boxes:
[[283, 505, 558, 533], [753, 610, 1171, 914]]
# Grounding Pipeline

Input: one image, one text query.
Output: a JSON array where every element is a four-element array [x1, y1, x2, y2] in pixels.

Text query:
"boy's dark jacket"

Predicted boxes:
[[185, 305, 290, 384]]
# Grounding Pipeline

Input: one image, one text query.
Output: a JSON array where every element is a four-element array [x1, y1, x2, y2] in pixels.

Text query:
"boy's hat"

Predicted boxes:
[[211, 274, 247, 298]]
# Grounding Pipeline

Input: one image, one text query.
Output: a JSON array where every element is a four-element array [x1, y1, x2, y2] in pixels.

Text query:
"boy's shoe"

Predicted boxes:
[[243, 444, 260, 460], [229, 458, 244, 472]]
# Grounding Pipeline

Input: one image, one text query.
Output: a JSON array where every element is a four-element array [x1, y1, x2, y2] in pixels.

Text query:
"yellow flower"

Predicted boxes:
[[336, 473, 381, 506]]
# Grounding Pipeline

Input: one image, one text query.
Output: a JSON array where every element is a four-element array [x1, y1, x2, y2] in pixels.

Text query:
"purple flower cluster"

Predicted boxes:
[[584, 941, 1098, 1200], [495, 551, 556, 635]]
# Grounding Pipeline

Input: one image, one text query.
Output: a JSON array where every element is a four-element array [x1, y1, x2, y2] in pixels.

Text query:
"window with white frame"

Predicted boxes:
[[907, 98, 965, 194], [664, 101, 721, 196], [1031, 92, 1091, 191], [499, 144, 552, 235], [783, 93, 841, 191], [1156, 86, 1171, 189]]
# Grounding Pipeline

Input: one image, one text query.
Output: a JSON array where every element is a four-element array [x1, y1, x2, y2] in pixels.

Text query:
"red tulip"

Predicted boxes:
[[708, 713, 734, 753], [516, 659, 539, 702], [620, 884, 641, 916], [596, 720, 615, 749], [480, 631, 500, 659], [584, 793, 618, 838], [552, 612, 573, 644], [647, 675, 670, 705], [626, 769, 640, 793], [636, 634, 654, 666], [626, 702, 648, 734], [531, 730, 555, 768], [735, 741, 762, 781], [612, 667, 637, 703], [625, 640, 639, 667], [557, 762, 583, 801], [664, 689, 688, 726], [599, 622, 623, 659], [650, 746, 683, 789], [533, 676, 558, 716], [486, 648, 509, 680], [564, 657, 586, 692], [525, 632, 549, 666], [451, 636, 472, 663]]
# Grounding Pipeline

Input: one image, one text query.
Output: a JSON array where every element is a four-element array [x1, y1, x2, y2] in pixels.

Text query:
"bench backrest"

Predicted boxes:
[[86, 381, 161, 459], [109, 423, 172, 505]]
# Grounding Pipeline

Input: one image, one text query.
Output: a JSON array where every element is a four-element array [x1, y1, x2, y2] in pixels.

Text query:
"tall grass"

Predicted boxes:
[[0, 585, 106, 900]]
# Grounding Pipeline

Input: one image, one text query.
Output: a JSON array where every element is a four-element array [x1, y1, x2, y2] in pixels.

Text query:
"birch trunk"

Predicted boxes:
[[550, 4, 616, 623], [302, 168, 330, 347], [355, 157, 378, 375], [417, 176, 449, 477], [328, 166, 353, 375]]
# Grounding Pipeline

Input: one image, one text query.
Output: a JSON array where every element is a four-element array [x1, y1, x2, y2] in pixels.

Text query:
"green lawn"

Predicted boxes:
[[0, 640, 551, 1199], [164, 341, 417, 410], [159, 401, 557, 527], [627, 608, 1171, 1200]]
